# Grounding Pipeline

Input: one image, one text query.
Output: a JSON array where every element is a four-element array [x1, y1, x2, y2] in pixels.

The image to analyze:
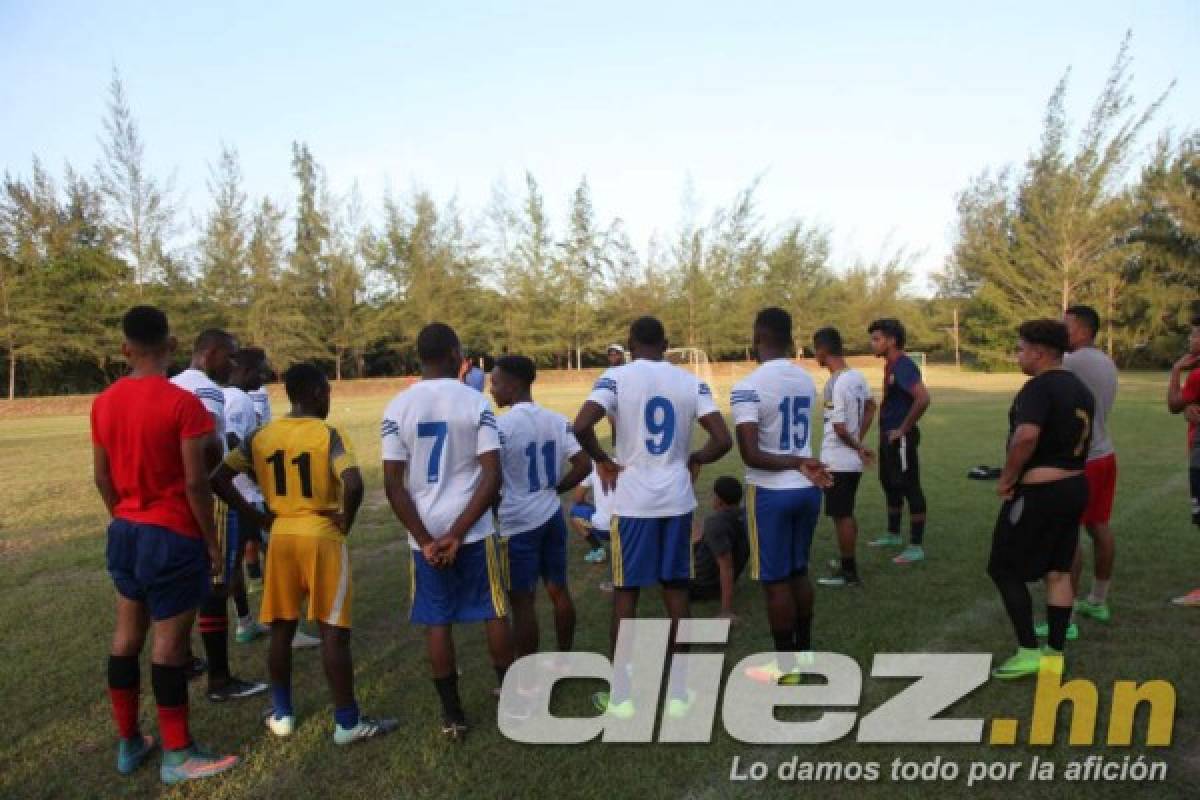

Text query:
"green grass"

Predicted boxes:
[[0, 368, 1196, 799]]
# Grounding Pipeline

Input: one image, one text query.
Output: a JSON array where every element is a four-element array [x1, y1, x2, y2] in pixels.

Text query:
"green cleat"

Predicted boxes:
[[991, 647, 1043, 680], [892, 545, 925, 565], [1033, 621, 1079, 641], [116, 734, 157, 775], [868, 533, 903, 548], [591, 691, 636, 720], [665, 689, 697, 720], [1074, 598, 1111, 622], [159, 745, 238, 785]]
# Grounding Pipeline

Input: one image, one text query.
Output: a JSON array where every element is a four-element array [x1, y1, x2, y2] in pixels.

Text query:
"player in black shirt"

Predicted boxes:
[[988, 319, 1095, 680]]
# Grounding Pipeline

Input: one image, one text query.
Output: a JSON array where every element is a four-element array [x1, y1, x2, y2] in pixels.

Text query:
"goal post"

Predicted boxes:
[[664, 347, 716, 396]]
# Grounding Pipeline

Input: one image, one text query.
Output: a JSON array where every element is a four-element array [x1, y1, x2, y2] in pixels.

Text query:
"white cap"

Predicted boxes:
[[607, 344, 626, 353]]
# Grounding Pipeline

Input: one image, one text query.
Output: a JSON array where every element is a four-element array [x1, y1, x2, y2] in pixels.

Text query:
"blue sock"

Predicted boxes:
[[270, 684, 293, 718], [334, 703, 360, 730]]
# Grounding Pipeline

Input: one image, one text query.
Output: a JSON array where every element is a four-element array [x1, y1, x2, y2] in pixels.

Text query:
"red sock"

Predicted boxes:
[[156, 704, 191, 751], [108, 687, 139, 739]]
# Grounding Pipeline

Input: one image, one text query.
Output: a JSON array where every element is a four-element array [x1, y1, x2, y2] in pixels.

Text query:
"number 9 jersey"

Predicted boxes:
[[224, 417, 358, 541], [586, 359, 718, 518], [730, 358, 818, 489]]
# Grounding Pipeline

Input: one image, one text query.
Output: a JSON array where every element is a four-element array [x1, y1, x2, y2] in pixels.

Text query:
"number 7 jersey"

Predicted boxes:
[[730, 358, 818, 490], [381, 379, 501, 549], [224, 416, 358, 541], [586, 359, 718, 518]]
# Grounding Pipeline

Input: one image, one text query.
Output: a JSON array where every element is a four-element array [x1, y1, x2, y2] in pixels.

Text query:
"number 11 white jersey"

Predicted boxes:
[[586, 359, 718, 518], [730, 358, 817, 490], [381, 378, 501, 549]]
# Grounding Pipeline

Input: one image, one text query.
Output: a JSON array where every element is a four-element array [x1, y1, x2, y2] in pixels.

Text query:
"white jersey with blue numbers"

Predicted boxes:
[[586, 358, 719, 518], [171, 368, 226, 452], [821, 368, 872, 472], [730, 359, 818, 490], [249, 387, 272, 426], [381, 379, 501, 549], [496, 402, 582, 537]]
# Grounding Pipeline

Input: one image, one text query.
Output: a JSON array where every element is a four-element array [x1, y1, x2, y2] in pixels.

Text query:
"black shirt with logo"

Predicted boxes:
[[1007, 368, 1095, 473]]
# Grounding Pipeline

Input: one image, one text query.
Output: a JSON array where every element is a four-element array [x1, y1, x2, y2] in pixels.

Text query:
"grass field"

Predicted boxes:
[[0, 366, 1197, 799]]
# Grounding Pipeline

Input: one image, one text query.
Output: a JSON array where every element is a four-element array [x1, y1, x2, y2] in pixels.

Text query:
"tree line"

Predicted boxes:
[[2, 37, 1196, 399]]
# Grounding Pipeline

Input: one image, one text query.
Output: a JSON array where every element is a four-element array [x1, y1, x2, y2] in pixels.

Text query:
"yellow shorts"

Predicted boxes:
[[261, 534, 352, 628]]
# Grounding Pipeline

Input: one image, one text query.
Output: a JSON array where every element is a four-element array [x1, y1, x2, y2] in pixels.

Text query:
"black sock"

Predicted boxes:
[[794, 615, 812, 652], [434, 675, 463, 717], [585, 533, 602, 549], [887, 510, 901, 534], [108, 654, 139, 690], [151, 663, 189, 707], [246, 561, 262, 580], [772, 630, 794, 671], [494, 664, 508, 687], [840, 557, 857, 578], [198, 598, 230, 683], [993, 575, 1037, 649], [911, 521, 926, 545], [233, 586, 250, 619], [1046, 605, 1072, 652]]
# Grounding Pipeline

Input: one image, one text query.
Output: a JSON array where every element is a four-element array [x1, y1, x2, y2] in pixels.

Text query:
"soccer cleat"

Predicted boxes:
[[291, 630, 322, 650], [991, 647, 1043, 680], [665, 690, 696, 720], [818, 571, 861, 588], [206, 677, 268, 703], [591, 691, 636, 720], [1033, 621, 1079, 641], [334, 715, 399, 745], [1171, 588, 1200, 607], [868, 533, 903, 547], [744, 661, 804, 686], [159, 745, 239, 785], [116, 734, 157, 775], [1074, 598, 1111, 622], [440, 711, 470, 742], [263, 709, 295, 738], [892, 546, 924, 565], [584, 547, 607, 564], [235, 619, 269, 644], [598, 581, 614, 593]]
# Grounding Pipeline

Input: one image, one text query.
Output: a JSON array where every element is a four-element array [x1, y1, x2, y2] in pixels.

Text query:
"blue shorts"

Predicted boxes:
[[569, 502, 610, 541], [610, 513, 693, 588], [106, 519, 211, 620], [504, 511, 569, 592], [747, 485, 822, 582], [410, 537, 508, 625]]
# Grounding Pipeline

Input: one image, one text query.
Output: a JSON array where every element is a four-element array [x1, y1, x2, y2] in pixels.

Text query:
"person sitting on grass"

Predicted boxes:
[[689, 476, 750, 620]]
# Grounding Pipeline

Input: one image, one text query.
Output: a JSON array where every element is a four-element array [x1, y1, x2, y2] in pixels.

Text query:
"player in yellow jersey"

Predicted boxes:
[[212, 364, 397, 745]]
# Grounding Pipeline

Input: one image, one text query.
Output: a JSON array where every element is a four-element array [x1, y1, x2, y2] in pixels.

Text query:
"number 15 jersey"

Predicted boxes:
[[224, 416, 358, 541], [381, 379, 501, 549], [731, 359, 818, 490], [586, 359, 718, 518]]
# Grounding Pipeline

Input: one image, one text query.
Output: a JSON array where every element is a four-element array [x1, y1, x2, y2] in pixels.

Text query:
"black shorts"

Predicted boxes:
[[237, 504, 264, 546], [1190, 468, 1199, 526], [823, 471, 862, 518], [879, 427, 921, 492], [987, 475, 1087, 582]]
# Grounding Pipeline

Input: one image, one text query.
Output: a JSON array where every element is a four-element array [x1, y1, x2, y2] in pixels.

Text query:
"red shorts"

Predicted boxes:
[[1081, 453, 1117, 526]]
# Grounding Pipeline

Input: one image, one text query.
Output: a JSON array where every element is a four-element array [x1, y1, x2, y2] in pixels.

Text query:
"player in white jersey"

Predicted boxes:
[[229, 348, 271, 595], [812, 327, 876, 589], [381, 323, 514, 740], [490, 356, 591, 662], [573, 316, 732, 720], [730, 309, 833, 686], [569, 469, 614, 563], [171, 330, 267, 702], [249, 385, 272, 426]]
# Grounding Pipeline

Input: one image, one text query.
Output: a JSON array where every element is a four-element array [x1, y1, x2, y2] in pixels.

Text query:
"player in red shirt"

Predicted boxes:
[[1167, 315, 1200, 607], [92, 306, 239, 785]]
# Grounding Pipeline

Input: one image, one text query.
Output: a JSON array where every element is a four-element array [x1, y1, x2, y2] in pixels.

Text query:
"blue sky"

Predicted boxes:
[[2, 1, 1197, 288]]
